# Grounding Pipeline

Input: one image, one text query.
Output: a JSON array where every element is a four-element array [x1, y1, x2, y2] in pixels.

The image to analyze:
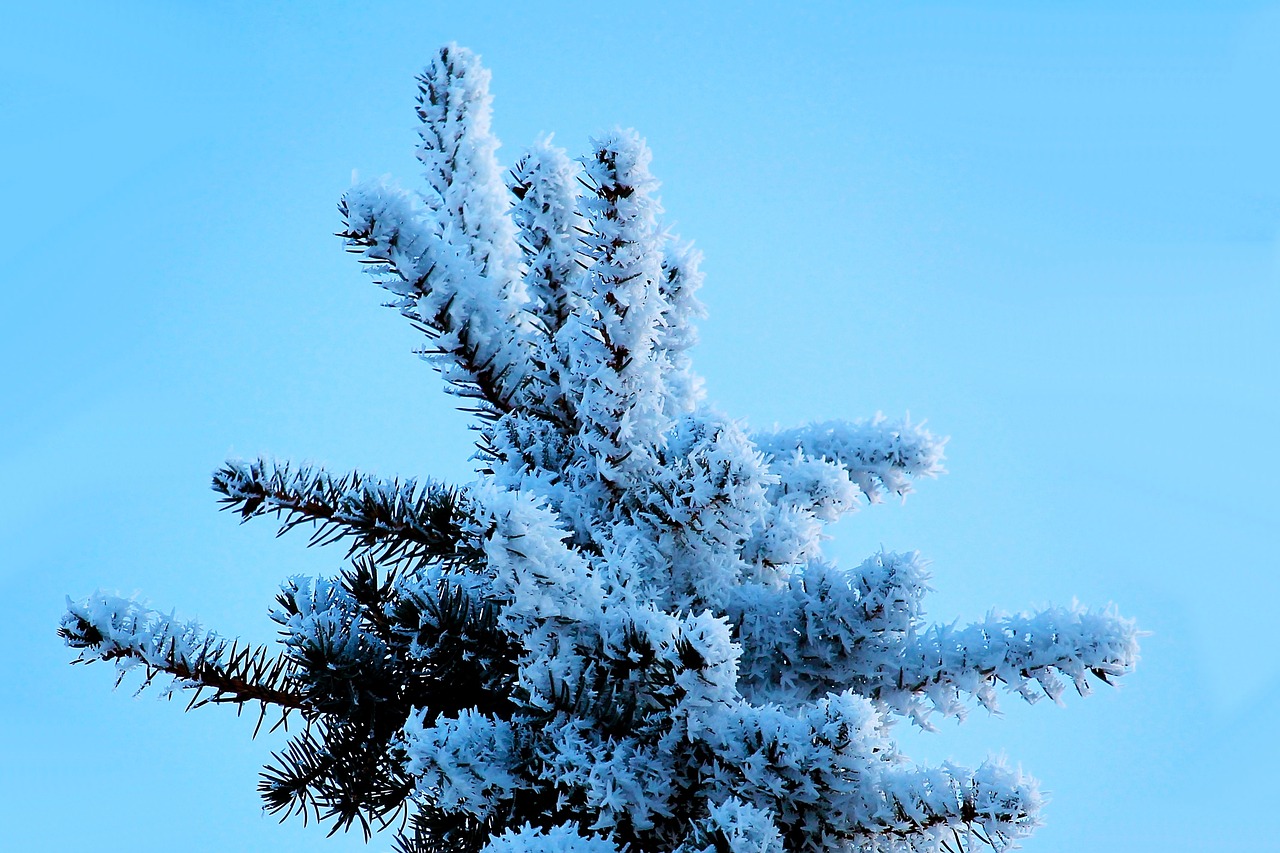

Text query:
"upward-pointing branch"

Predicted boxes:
[[342, 45, 533, 420]]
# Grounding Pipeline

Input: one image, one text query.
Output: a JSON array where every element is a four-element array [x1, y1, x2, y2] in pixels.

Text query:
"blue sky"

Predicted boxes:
[[2, 3, 1277, 851]]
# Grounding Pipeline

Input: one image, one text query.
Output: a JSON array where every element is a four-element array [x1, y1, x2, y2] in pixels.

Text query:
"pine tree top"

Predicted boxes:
[[62, 44, 1139, 853]]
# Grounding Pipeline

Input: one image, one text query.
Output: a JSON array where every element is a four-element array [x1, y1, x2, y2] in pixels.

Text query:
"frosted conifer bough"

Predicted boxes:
[[62, 44, 1139, 853]]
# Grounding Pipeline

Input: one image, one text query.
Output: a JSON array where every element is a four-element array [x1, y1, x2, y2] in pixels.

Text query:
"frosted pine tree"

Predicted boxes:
[[61, 46, 1139, 853]]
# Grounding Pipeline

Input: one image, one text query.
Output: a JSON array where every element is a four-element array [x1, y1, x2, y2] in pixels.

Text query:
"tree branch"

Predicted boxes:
[[60, 593, 307, 722], [213, 458, 485, 571]]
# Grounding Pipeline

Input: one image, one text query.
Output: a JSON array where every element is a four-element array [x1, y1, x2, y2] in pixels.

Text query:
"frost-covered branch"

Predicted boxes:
[[213, 458, 484, 570], [655, 238, 707, 415], [410, 689, 1043, 853], [561, 130, 675, 485], [414, 44, 520, 280], [756, 415, 946, 517], [732, 553, 1139, 726], [696, 694, 1042, 851], [731, 553, 928, 706], [508, 139, 583, 339], [647, 413, 772, 605], [742, 418, 945, 569], [883, 605, 1141, 724], [60, 593, 305, 718], [506, 139, 588, 429], [339, 183, 526, 419], [340, 45, 531, 418]]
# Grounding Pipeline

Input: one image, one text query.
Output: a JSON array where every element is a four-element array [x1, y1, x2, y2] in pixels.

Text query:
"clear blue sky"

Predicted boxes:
[[2, 3, 1277, 851]]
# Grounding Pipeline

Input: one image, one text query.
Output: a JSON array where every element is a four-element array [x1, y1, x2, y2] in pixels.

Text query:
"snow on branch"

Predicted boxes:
[[742, 418, 945, 569], [213, 457, 484, 570], [883, 604, 1141, 725], [731, 553, 929, 706], [505, 139, 589, 428], [756, 415, 946, 517], [698, 693, 1042, 852], [340, 45, 532, 419], [481, 824, 620, 853], [60, 592, 305, 724], [561, 130, 675, 484], [731, 554, 1139, 727], [508, 138, 584, 339], [414, 44, 520, 281], [655, 238, 707, 415], [339, 181, 528, 418]]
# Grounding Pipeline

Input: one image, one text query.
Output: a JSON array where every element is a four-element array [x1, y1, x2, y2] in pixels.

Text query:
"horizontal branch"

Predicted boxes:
[[697, 693, 1042, 850], [61, 592, 306, 725], [878, 604, 1141, 725], [756, 415, 946, 519], [730, 557, 1139, 726], [213, 458, 485, 571]]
